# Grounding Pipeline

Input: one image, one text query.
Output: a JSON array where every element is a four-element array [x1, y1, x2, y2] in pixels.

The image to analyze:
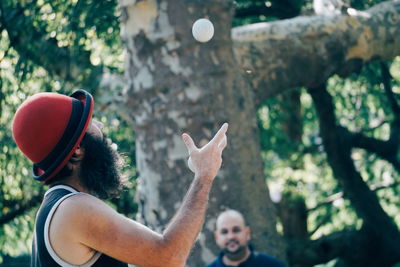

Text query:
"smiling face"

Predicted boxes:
[[214, 210, 250, 256]]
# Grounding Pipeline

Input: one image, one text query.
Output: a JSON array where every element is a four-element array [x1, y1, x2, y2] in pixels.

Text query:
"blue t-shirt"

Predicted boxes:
[[205, 248, 286, 267]]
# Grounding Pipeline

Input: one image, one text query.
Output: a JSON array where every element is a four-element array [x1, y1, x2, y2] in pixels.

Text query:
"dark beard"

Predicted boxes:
[[222, 242, 248, 262], [80, 133, 127, 199]]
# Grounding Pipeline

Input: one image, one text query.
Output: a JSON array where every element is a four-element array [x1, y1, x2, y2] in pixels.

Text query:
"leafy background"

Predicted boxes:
[[0, 0, 398, 266]]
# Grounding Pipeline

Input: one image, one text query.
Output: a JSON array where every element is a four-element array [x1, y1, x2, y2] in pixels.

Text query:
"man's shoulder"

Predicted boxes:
[[52, 192, 111, 231], [253, 251, 286, 267], [59, 192, 106, 213]]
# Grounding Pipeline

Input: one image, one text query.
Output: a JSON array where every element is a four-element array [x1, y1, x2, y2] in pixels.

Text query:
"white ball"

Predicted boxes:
[[192, 18, 214, 43]]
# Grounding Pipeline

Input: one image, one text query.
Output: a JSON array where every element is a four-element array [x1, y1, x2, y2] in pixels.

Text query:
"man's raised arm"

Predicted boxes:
[[161, 123, 229, 265], [71, 123, 229, 267]]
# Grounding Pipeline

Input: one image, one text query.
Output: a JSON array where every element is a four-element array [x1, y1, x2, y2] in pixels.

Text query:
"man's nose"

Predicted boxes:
[[227, 231, 236, 239]]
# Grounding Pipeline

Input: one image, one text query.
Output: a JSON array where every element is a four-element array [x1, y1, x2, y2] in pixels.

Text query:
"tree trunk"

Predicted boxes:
[[119, 0, 286, 266]]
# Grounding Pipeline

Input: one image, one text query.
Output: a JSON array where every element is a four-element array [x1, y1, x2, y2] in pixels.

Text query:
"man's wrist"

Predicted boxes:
[[194, 174, 214, 186]]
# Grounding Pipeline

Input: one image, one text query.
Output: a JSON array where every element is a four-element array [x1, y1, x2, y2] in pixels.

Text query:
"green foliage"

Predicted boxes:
[[350, 0, 388, 10], [233, 0, 389, 27], [233, 0, 306, 26], [23, 0, 122, 64], [258, 58, 400, 241], [0, 0, 399, 264], [0, 0, 133, 260], [1, 0, 123, 92], [0, 42, 45, 259]]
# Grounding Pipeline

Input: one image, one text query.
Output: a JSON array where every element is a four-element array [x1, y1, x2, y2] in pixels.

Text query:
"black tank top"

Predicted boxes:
[[31, 185, 128, 267]]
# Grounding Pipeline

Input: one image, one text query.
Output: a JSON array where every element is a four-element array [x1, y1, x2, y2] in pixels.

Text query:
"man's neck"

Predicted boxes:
[[222, 246, 251, 266], [50, 175, 89, 194]]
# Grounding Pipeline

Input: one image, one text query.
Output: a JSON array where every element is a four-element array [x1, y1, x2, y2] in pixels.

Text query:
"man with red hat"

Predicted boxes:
[[12, 89, 228, 267]]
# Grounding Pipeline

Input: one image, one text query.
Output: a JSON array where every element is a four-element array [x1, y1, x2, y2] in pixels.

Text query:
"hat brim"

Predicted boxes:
[[32, 90, 94, 182]]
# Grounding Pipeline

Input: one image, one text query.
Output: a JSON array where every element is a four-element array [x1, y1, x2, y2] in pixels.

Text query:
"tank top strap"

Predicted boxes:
[[32, 185, 128, 267]]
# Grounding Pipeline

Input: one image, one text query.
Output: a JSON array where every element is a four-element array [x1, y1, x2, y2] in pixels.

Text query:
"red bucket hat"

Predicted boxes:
[[12, 89, 94, 182]]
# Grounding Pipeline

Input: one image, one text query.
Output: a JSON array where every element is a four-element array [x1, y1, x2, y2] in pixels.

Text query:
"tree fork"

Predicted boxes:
[[307, 84, 400, 265]]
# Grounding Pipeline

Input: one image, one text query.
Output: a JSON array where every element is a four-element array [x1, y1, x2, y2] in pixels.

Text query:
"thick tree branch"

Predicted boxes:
[[307, 83, 400, 264], [288, 226, 399, 266], [344, 62, 400, 171], [308, 181, 400, 213], [288, 230, 362, 266], [232, 0, 400, 107], [349, 131, 400, 171]]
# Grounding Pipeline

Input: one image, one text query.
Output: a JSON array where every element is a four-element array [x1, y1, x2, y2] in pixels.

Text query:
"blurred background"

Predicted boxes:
[[0, 0, 399, 266]]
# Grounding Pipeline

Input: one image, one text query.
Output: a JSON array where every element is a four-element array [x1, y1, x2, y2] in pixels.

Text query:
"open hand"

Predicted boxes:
[[182, 123, 228, 181]]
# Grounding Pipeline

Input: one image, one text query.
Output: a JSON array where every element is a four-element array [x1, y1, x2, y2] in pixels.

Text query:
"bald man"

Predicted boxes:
[[206, 209, 285, 267]]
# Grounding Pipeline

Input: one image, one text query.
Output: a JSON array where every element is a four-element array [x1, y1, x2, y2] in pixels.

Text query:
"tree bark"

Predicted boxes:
[[119, 0, 285, 266], [232, 0, 400, 107]]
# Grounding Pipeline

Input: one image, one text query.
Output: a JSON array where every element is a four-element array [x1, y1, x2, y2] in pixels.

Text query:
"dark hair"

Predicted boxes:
[[45, 165, 72, 185], [47, 132, 128, 199], [79, 132, 127, 199]]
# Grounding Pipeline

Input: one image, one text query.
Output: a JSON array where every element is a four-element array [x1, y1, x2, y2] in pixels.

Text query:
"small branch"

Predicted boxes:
[[308, 212, 333, 237], [308, 181, 400, 236], [370, 180, 400, 191], [349, 131, 400, 170], [381, 62, 400, 114], [308, 192, 343, 212], [308, 181, 400, 213], [347, 62, 400, 171], [361, 118, 388, 132]]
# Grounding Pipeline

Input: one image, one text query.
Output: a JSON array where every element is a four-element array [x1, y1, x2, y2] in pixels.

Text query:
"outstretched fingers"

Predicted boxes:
[[218, 135, 227, 151], [182, 133, 198, 154], [210, 123, 229, 146]]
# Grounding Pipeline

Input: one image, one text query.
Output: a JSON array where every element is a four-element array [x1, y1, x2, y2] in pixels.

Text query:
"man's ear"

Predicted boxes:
[[245, 226, 251, 241]]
